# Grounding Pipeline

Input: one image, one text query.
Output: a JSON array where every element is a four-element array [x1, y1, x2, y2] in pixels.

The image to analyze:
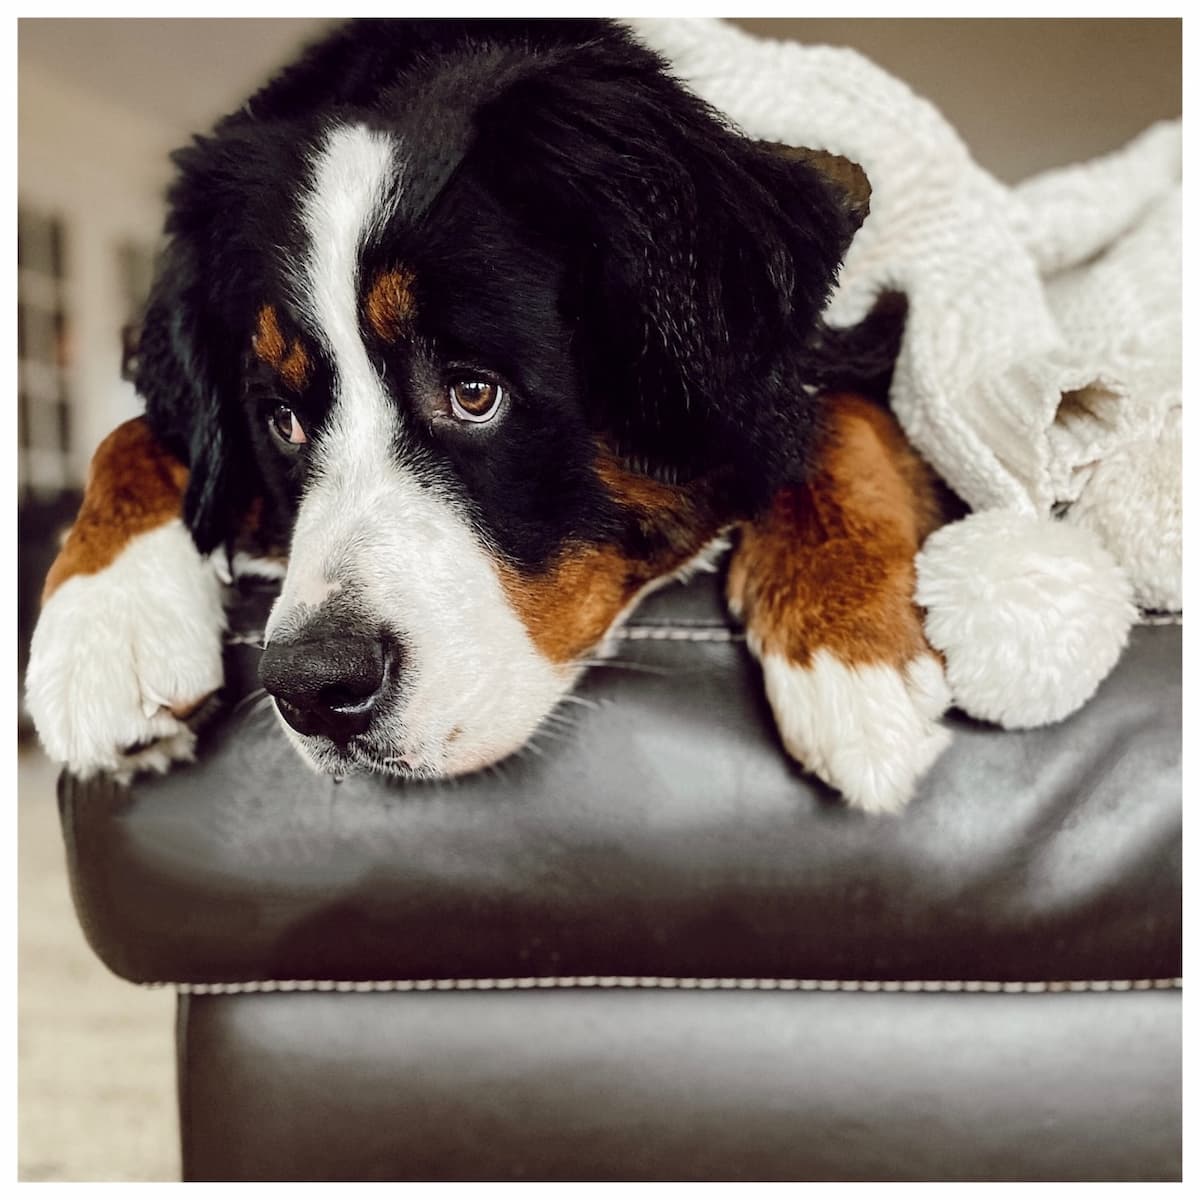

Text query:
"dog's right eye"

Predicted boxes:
[[447, 376, 505, 424], [270, 406, 308, 448]]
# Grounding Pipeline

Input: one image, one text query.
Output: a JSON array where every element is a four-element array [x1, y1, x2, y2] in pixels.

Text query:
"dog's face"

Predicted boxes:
[[135, 20, 867, 779], [244, 125, 728, 778]]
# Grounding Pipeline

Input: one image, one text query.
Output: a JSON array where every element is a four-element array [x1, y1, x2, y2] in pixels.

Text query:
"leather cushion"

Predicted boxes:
[[60, 567, 1181, 985], [178, 987, 1182, 1181]]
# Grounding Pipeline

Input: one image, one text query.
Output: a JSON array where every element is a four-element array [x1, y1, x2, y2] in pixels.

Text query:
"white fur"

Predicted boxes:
[[269, 123, 573, 778], [916, 510, 1136, 729], [757, 647, 952, 815], [294, 123, 403, 439], [1064, 407, 1181, 612], [25, 519, 226, 780]]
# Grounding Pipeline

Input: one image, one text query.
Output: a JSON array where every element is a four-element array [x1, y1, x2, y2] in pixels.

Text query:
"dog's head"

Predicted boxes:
[[136, 20, 870, 778]]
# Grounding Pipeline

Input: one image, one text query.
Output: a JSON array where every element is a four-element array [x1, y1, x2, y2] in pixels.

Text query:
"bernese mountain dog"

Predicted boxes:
[[26, 18, 953, 813]]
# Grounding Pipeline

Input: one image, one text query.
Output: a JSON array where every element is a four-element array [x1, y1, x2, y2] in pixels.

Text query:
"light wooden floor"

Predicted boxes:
[[18, 745, 179, 1182]]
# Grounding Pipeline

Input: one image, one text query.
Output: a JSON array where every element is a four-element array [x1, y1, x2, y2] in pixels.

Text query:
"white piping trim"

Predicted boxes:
[[617, 627, 743, 643], [153, 975, 1182, 996], [622, 618, 739, 627], [225, 633, 267, 647], [225, 616, 1177, 651]]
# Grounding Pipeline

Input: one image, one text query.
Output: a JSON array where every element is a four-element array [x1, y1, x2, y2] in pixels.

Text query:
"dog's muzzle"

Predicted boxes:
[[259, 606, 401, 747]]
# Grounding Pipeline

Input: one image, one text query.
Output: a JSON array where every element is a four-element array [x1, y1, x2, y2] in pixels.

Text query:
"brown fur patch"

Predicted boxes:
[[364, 268, 417, 342], [727, 393, 946, 669], [42, 418, 190, 603], [496, 546, 644, 665], [253, 304, 311, 391], [498, 450, 729, 664], [764, 143, 872, 227]]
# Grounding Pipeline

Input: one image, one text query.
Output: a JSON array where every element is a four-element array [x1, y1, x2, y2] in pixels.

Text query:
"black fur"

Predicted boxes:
[[136, 18, 872, 566]]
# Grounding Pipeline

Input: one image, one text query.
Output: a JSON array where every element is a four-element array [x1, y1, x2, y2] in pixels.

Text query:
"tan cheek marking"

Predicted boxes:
[[365, 268, 417, 342], [42, 418, 190, 603], [253, 304, 312, 391], [497, 549, 639, 665], [497, 451, 730, 665], [727, 393, 946, 669], [592, 450, 731, 564]]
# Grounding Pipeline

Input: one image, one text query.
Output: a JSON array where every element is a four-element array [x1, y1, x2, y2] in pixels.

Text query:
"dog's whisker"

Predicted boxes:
[[540, 712, 580, 734], [482, 758, 513, 786], [531, 721, 574, 745]]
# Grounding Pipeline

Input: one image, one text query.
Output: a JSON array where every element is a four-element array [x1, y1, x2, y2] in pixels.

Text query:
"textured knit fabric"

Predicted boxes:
[[628, 19, 1181, 607]]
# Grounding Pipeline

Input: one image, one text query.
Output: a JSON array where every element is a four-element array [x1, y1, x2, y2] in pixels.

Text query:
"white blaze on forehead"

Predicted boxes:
[[299, 123, 402, 453], [269, 122, 572, 776], [300, 125, 400, 357], [268, 122, 404, 617]]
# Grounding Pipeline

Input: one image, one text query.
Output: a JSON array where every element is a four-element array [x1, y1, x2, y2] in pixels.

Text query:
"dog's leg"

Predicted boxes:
[[25, 417, 227, 780], [727, 393, 952, 814]]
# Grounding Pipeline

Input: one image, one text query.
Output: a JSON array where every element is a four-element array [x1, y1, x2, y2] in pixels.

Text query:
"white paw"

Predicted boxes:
[[25, 519, 226, 781], [760, 649, 952, 814]]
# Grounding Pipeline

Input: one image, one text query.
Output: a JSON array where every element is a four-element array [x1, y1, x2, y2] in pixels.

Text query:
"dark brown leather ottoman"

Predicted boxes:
[[58, 566, 1181, 1180]]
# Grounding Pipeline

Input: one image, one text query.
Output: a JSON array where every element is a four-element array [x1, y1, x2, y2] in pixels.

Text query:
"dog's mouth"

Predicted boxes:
[[269, 701, 517, 783], [270, 713, 443, 782], [344, 751, 442, 783]]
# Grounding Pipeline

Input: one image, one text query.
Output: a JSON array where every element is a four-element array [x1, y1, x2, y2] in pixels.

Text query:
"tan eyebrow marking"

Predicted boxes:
[[364, 267, 417, 342], [253, 304, 312, 391]]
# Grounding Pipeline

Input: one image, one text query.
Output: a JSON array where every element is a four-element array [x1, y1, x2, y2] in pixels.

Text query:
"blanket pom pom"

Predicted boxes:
[[915, 510, 1136, 729]]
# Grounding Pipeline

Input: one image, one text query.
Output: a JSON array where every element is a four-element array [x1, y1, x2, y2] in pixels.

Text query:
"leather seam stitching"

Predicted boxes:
[[225, 612, 1179, 649], [148, 976, 1183, 996], [617, 627, 742, 642]]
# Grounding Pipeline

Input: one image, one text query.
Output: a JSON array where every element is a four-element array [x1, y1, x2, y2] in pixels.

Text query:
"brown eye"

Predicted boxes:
[[270, 405, 308, 447], [448, 377, 504, 423]]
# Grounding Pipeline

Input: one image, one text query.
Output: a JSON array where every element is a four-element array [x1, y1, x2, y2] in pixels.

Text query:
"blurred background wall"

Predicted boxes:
[[735, 19, 1182, 183]]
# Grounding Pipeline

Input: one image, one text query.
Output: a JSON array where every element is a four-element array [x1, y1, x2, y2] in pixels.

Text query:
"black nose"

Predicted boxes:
[[259, 623, 398, 746]]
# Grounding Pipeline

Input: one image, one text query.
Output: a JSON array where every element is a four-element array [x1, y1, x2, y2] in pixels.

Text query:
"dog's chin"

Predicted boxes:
[[270, 705, 537, 784]]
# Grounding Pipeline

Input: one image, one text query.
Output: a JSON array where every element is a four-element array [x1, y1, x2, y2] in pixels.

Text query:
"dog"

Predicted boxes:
[[25, 18, 953, 813]]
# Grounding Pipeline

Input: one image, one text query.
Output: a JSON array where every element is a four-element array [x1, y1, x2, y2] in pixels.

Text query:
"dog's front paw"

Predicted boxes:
[[25, 519, 226, 781], [760, 649, 952, 814]]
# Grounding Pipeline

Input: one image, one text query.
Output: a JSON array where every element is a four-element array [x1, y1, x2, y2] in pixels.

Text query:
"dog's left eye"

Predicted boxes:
[[448, 377, 505, 423], [270, 405, 308, 447]]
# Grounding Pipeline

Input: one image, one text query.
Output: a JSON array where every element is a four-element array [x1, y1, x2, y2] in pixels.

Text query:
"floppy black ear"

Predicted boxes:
[[135, 237, 255, 556], [135, 116, 302, 556], [470, 36, 870, 497]]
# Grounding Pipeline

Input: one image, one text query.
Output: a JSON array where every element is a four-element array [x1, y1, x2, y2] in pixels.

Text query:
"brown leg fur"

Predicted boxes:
[[727, 392, 954, 812], [42, 417, 190, 603], [26, 417, 230, 778]]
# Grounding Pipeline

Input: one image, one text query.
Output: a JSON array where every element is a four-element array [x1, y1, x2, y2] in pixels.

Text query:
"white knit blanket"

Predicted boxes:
[[628, 18, 1181, 605]]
